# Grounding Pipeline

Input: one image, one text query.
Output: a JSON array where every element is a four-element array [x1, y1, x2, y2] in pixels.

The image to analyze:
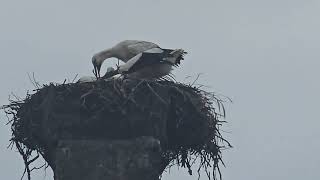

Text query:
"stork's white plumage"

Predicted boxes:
[[77, 76, 97, 83], [92, 40, 159, 77], [93, 40, 187, 79]]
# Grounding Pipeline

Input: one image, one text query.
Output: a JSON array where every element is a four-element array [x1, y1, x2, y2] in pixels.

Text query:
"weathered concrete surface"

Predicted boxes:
[[54, 137, 162, 180]]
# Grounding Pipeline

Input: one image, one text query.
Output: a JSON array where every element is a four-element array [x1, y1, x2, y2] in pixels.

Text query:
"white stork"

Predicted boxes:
[[92, 40, 159, 77], [92, 40, 187, 79]]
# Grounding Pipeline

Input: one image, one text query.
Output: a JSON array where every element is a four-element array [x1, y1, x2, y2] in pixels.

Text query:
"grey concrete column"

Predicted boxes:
[[54, 137, 163, 180]]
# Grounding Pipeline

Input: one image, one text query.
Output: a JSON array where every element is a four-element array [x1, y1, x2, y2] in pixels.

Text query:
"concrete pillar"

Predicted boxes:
[[54, 137, 163, 180]]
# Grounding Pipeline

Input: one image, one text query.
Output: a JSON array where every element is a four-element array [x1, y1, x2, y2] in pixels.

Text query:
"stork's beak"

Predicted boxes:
[[93, 64, 98, 78], [97, 64, 101, 78], [93, 64, 101, 78]]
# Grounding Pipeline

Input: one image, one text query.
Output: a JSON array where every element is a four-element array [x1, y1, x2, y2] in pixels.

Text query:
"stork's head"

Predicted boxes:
[[92, 48, 116, 78], [92, 55, 102, 78]]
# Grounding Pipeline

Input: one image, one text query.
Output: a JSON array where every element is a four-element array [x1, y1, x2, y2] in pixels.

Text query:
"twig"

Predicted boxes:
[[191, 73, 203, 86], [71, 74, 78, 83], [146, 83, 168, 105]]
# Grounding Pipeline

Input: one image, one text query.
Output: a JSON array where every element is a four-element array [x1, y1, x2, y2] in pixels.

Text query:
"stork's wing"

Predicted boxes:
[[127, 41, 160, 56], [119, 48, 178, 74]]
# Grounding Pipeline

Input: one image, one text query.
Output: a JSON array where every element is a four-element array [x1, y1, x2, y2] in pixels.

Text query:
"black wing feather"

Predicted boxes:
[[126, 51, 174, 73]]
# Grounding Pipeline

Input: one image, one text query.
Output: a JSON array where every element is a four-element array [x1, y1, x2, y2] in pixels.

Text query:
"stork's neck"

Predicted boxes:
[[95, 48, 116, 64]]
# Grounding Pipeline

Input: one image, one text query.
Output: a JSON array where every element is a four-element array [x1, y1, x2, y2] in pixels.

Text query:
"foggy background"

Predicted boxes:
[[1, 0, 319, 179]]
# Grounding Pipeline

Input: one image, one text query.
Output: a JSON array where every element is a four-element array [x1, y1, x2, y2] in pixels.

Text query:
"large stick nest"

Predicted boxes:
[[2, 78, 231, 180]]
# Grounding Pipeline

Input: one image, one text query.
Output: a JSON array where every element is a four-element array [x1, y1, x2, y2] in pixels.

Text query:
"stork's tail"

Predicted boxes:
[[166, 49, 187, 66]]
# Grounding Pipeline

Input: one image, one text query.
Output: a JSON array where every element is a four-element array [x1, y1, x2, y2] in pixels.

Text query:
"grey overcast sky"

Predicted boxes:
[[1, 0, 319, 179]]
